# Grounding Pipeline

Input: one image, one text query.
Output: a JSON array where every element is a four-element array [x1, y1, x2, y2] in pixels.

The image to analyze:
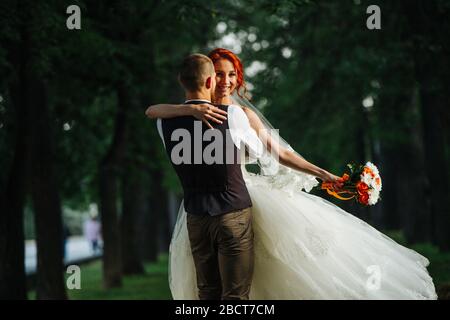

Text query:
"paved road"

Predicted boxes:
[[25, 236, 102, 274]]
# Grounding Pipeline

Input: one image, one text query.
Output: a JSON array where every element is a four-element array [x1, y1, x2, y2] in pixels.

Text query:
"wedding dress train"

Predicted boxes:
[[168, 166, 437, 300], [167, 105, 437, 300]]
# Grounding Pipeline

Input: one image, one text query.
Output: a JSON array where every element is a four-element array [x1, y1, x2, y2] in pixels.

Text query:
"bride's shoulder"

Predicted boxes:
[[232, 105, 260, 125], [229, 105, 257, 125], [228, 104, 248, 121], [228, 104, 246, 116], [229, 104, 254, 117], [228, 104, 244, 110]]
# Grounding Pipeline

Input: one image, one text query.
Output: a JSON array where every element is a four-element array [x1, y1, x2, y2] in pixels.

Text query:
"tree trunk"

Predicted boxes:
[[30, 80, 67, 300], [134, 160, 154, 262], [0, 130, 28, 299], [138, 168, 163, 263], [397, 89, 431, 244], [137, 119, 168, 262], [377, 85, 431, 243], [0, 76, 30, 301], [121, 167, 145, 275], [99, 84, 129, 288], [1, 2, 38, 298], [99, 165, 123, 288], [417, 87, 450, 250], [137, 188, 156, 262]]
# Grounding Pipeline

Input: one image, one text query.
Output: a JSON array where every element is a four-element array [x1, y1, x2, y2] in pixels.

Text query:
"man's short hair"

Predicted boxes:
[[179, 54, 215, 92]]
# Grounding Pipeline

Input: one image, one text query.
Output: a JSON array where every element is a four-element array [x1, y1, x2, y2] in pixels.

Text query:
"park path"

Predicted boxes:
[[25, 236, 102, 274]]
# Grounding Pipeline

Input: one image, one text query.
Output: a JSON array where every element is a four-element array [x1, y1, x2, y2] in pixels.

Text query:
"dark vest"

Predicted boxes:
[[159, 101, 252, 216]]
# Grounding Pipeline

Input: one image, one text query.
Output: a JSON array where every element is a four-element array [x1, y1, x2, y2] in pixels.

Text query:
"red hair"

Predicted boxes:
[[207, 48, 248, 99]]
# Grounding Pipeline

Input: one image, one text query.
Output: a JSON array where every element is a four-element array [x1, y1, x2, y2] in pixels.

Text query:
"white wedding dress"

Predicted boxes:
[[166, 105, 437, 300]]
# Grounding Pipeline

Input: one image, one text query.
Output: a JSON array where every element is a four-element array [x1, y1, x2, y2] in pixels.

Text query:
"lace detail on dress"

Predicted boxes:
[[304, 227, 333, 257], [243, 164, 319, 196]]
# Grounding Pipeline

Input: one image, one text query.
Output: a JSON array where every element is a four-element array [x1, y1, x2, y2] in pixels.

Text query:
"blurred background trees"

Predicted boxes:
[[1, 0, 449, 299]]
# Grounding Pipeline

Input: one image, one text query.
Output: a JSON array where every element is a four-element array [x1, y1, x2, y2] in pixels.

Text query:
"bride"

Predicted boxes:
[[147, 48, 437, 300]]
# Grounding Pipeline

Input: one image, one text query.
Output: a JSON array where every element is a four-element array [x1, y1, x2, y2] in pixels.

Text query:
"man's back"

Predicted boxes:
[[157, 102, 252, 216]]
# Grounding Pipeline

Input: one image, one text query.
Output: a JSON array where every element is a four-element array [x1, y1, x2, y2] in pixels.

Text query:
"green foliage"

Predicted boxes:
[[411, 244, 450, 289]]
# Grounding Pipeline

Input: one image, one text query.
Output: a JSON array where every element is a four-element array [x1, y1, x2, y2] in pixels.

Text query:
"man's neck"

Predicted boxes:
[[185, 90, 211, 102], [214, 96, 233, 105]]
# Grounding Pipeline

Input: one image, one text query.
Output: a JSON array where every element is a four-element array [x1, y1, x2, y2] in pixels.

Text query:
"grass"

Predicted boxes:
[[28, 254, 172, 300]]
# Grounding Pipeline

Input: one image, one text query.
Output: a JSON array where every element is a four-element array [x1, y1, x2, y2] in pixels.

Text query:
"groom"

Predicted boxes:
[[156, 54, 254, 300]]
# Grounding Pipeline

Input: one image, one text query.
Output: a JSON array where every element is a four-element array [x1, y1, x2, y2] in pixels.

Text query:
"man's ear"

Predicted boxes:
[[205, 76, 212, 89]]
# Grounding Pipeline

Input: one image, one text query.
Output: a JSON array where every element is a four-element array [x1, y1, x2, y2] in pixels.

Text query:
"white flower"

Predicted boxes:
[[361, 172, 373, 186], [368, 189, 380, 205], [365, 162, 379, 176], [374, 179, 382, 192], [370, 176, 382, 192]]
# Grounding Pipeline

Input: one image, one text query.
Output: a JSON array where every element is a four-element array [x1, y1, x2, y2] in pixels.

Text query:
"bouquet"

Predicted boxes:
[[321, 162, 382, 206]]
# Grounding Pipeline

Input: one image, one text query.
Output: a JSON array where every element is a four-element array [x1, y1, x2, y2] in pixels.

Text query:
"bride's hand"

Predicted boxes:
[[190, 104, 227, 129], [320, 171, 344, 191]]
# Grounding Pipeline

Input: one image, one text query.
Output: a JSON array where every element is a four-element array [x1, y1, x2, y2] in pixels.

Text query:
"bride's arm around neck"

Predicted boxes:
[[145, 103, 227, 129], [145, 103, 192, 119]]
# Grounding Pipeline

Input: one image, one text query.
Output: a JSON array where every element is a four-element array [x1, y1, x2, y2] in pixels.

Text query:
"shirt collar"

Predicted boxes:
[[184, 99, 211, 104]]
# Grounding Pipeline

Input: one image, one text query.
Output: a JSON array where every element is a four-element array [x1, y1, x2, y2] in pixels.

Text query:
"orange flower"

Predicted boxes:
[[340, 173, 350, 182], [356, 181, 369, 193], [358, 192, 369, 205]]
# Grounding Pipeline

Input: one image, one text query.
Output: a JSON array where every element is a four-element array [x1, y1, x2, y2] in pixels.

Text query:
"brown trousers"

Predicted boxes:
[[186, 207, 254, 300]]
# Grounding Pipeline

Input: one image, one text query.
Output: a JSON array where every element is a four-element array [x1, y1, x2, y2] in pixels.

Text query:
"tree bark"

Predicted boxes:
[[397, 90, 431, 244], [143, 172, 161, 263], [417, 86, 450, 250], [121, 167, 145, 275], [99, 165, 123, 288], [1, 1, 38, 298], [0, 121, 28, 299], [99, 83, 129, 288], [30, 80, 67, 300], [0, 71, 30, 301], [137, 189, 157, 262]]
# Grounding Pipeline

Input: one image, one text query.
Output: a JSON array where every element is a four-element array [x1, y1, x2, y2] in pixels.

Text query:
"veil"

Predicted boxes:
[[231, 93, 319, 194]]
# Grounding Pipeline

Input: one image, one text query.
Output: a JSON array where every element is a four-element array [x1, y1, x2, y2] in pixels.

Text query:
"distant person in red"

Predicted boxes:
[[83, 213, 102, 255]]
